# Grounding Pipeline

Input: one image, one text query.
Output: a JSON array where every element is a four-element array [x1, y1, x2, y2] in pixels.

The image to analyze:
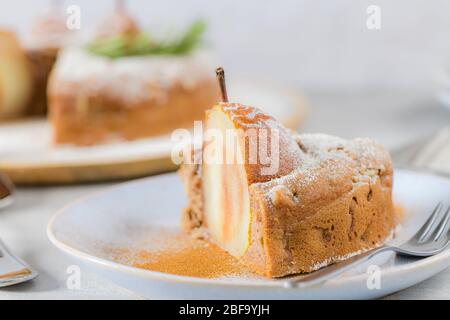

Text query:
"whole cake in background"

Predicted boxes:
[[179, 69, 397, 278], [0, 31, 33, 119], [48, 5, 219, 145], [0, 1, 218, 147], [0, 3, 76, 119], [23, 3, 76, 115]]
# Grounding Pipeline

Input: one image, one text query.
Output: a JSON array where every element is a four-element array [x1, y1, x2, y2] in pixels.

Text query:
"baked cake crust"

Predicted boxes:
[[49, 79, 218, 145], [48, 48, 219, 145], [180, 130, 395, 278]]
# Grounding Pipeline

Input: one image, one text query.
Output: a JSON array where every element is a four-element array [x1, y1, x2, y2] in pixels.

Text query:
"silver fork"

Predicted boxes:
[[284, 203, 450, 288], [0, 239, 38, 287], [0, 174, 38, 286]]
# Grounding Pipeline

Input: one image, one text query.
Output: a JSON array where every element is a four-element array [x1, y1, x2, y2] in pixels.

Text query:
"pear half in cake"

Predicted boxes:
[[201, 69, 303, 257], [180, 68, 396, 278]]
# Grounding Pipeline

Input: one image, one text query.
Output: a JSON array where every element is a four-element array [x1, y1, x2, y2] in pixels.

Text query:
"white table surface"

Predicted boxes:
[[1, 91, 450, 300]]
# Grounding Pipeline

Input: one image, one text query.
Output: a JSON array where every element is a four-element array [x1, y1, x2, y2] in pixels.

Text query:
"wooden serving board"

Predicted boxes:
[[0, 82, 308, 185]]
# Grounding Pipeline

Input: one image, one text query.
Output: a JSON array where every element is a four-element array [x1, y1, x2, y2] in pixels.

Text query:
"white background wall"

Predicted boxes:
[[1, 0, 450, 92]]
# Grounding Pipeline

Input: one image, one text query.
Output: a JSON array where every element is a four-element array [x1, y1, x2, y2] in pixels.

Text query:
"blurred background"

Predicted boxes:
[[0, 0, 450, 148], [2, 0, 450, 92], [2, 0, 450, 149]]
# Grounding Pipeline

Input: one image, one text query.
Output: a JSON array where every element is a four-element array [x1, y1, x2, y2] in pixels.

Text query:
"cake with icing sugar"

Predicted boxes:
[[179, 101, 396, 278], [47, 5, 217, 145], [48, 48, 218, 145]]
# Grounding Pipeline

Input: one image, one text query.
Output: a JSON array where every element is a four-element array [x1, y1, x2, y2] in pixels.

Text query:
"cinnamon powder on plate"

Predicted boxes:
[[107, 204, 406, 279], [113, 231, 255, 279]]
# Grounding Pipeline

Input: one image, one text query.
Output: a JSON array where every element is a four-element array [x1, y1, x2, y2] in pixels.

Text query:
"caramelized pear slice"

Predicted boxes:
[[202, 103, 302, 257]]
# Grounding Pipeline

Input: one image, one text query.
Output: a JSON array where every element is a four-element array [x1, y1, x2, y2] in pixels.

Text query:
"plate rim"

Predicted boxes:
[[47, 168, 450, 289]]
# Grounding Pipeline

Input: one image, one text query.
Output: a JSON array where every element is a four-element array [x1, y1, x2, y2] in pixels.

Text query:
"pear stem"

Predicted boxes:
[[215, 67, 228, 103]]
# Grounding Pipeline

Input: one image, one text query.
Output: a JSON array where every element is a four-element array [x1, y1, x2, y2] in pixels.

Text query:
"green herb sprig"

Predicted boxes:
[[87, 20, 206, 58]]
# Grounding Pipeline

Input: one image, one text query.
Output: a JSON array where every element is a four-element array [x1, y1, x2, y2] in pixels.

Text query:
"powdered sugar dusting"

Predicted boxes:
[[51, 47, 215, 104], [217, 102, 304, 180], [262, 132, 391, 200]]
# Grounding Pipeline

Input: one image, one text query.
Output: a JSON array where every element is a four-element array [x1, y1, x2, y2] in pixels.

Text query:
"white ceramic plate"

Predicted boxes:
[[0, 81, 307, 184], [48, 169, 450, 299]]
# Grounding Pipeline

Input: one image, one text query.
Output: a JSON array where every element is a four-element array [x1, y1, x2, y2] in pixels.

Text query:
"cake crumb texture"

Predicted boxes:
[[180, 131, 396, 278]]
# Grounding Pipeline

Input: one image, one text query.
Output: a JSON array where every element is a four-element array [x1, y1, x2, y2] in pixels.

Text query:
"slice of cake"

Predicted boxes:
[[179, 68, 396, 278], [0, 31, 33, 119], [23, 3, 76, 115], [48, 18, 218, 145]]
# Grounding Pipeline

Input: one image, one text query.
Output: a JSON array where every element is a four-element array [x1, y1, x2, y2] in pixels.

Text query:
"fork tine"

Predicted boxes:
[[416, 202, 443, 243], [433, 206, 450, 242]]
